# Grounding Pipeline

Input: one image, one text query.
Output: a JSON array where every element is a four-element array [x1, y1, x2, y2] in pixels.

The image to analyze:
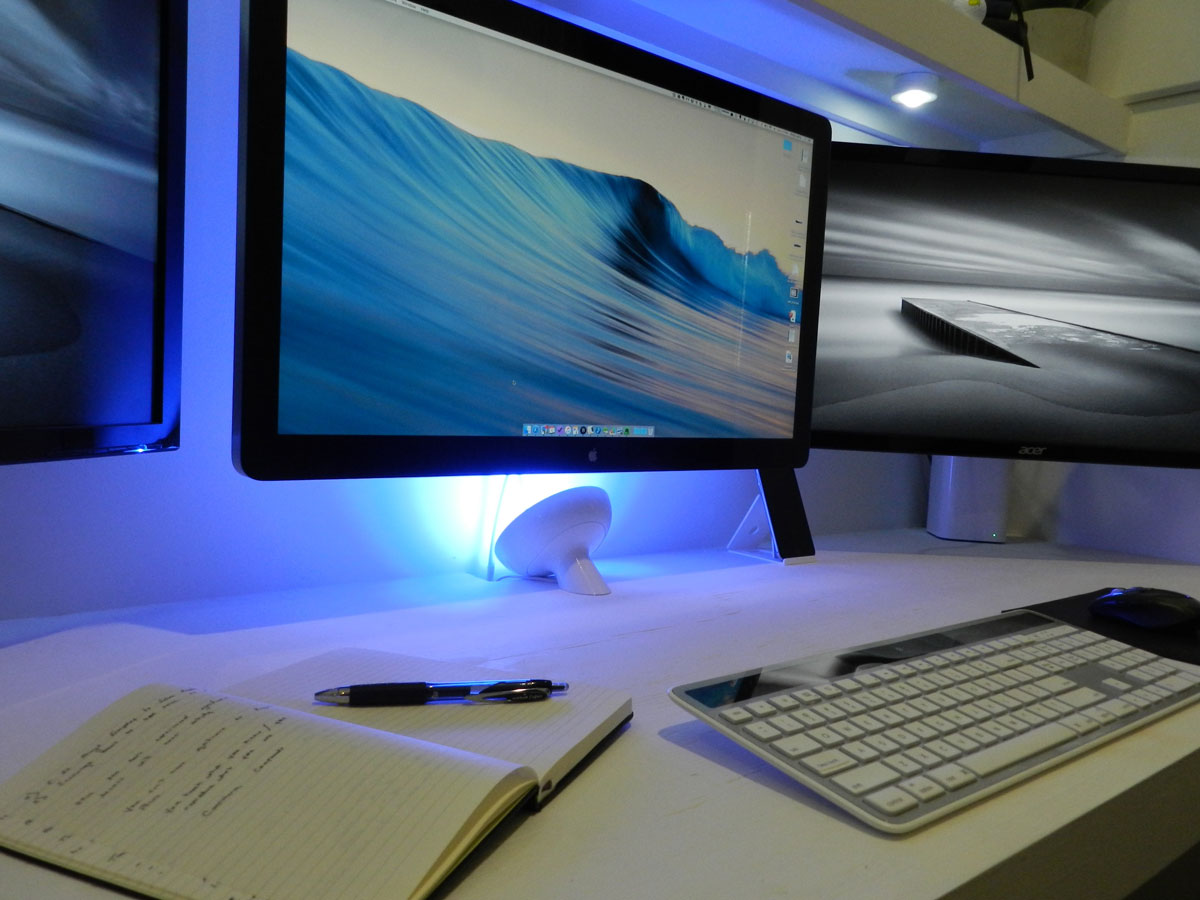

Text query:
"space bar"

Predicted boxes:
[[960, 723, 1077, 778]]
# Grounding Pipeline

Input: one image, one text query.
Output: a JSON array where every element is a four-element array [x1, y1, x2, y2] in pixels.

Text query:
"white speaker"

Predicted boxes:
[[926, 455, 1011, 543], [494, 486, 612, 595]]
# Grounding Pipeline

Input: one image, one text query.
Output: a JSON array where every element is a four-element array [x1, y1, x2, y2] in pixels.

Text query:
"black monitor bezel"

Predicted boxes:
[[234, 0, 829, 481], [811, 141, 1200, 470], [0, 0, 186, 467]]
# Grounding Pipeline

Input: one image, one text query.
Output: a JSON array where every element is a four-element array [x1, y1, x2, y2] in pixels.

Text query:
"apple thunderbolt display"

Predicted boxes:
[[236, 0, 831, 585]]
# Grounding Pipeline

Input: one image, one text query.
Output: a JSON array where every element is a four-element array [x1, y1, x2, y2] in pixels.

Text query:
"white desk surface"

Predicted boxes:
[[3, 541, 1200, 900]]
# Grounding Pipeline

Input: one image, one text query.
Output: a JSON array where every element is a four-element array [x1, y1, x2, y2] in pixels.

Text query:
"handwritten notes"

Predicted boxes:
[[0, 684, 535, 900]]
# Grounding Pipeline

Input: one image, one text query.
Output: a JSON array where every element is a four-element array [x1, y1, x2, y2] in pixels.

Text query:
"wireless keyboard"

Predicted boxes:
[[669, 610, 1200, 833]]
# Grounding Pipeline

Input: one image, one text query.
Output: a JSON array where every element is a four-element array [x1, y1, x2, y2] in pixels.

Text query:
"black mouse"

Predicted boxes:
[[1088, 587, 1200, 631]]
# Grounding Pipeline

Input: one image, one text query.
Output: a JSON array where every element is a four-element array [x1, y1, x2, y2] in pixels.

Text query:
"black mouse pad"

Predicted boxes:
[[1006, 589, 1200, 666]]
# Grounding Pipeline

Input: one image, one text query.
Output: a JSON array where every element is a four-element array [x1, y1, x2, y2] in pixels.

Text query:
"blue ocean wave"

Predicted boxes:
[[280, 48, 797, 437]]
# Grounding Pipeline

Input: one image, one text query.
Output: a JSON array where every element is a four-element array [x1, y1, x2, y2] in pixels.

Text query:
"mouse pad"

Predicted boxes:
[[1007, 589, 1200, 666]]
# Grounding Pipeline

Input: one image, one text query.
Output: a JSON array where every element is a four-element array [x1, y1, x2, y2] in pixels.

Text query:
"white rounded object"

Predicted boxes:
[[494, 486, 612, 595]]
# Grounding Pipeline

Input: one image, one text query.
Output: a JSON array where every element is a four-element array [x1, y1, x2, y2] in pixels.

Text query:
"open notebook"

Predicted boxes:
[[0, 650, 632, 900]]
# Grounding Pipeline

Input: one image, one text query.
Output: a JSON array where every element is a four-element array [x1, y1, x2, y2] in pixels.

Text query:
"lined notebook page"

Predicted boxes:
[[0, 685, 534, 900], [226, 648, 633, 803]]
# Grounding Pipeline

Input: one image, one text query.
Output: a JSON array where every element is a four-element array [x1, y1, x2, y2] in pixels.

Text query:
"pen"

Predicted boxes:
[[313, 679, 568, 706]]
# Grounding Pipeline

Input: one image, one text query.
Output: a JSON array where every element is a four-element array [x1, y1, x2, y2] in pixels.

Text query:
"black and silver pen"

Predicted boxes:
[[314, 679, 568, 706]]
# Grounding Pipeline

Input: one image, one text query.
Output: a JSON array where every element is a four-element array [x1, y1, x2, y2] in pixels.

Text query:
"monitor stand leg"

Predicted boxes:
[[728, 468, 816, 564], [926, 455, 1011, 543]]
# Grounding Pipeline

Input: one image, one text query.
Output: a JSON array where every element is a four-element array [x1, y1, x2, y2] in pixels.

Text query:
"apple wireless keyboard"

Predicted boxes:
[[670, 610, 1200, 833]]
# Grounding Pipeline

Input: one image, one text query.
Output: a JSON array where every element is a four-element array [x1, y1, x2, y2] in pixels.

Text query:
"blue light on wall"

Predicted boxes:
[[391, 472, 612, 583]]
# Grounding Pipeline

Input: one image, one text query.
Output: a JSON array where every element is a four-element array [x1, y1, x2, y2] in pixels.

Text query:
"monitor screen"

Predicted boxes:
[[812, 142, 1200, 468], [235, 0, 829, 480], [0, 0, 184, 465]]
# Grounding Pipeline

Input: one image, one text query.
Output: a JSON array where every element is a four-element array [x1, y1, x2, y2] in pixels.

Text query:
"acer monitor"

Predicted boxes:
[[811, 143, 1200, 539], [0, 0, 185, 465], [235, 0, 830, 561]]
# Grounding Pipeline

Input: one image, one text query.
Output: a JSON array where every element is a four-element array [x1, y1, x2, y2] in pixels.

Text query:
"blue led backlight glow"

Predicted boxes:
[[387, 473, 609, 583]]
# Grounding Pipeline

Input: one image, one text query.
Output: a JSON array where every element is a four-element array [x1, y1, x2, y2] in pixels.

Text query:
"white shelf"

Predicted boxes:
[[799, 0, 1129, 153], [527, 0, 1130, 155]]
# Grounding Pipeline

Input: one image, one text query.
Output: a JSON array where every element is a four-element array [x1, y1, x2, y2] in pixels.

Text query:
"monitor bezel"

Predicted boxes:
[[0, 0, 186, 467], [811, 141, 1200, 470], [234, 0, 829, 481]]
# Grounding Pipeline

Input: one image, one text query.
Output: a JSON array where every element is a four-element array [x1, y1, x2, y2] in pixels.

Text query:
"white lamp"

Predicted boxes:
[[494, 486, 612, 595], [891, 72, 940, 108]]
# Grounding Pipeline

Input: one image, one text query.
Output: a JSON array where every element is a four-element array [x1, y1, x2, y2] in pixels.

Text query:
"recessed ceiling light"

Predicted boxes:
[[891, 72, 940, 108]]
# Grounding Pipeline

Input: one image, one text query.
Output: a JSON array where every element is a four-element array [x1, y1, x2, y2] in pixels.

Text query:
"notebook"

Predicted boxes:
[[0, 650, 632, 900]]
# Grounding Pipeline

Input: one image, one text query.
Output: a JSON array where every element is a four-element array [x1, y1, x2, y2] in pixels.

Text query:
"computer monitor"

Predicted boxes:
[[814, 141, 1200, 466], [0, 0, 185, 465], [811, 142, 1200, 539], [235, 0, 830, 557]]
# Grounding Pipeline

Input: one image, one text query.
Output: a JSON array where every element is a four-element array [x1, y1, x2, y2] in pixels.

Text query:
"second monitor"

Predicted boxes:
[[813, 143, 1200, 471]]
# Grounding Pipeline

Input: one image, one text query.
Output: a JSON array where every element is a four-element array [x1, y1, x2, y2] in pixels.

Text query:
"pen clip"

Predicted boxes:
[[469, 682, 550, 703], [467, 680, 565, 703]]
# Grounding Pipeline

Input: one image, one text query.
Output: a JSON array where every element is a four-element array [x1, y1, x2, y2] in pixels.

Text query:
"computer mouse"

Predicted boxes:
[[1088, 587, 1200, 631]]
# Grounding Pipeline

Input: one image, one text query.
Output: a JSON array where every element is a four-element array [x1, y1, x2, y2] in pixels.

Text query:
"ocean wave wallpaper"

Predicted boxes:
[[280, 49, 798, 438]]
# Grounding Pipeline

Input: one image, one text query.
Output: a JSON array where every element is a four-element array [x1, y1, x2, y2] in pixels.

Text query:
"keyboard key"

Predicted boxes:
[[905, 721, 940, 741], [882, 727, 921, 748], [1059, 712, 1099, 735], [924, 739, 961, 760], [1158, 674, 1200, 694], [899, 775, 945, 802], [958, 722, 1076, 777], [793, 708, 826, 728], [961, 725, 997, 746], [813, 702, 846, 721], [850, 713, 886, 733], [832, 761, 901, 796], [979, 719, 1014, 740], [905, 746, 944, 768], [809, 726, 844, 747], [1097, 698, 1139, 719], [924, 714, 956, 734], [831, 720, 866, 740], [1080, 705, 1117, 726], [842, 740, 880, 762], [801, 749, 857, 777], [864, 734, 901, 754], [944, 733, 981, 753], [768, 713, 805, 734], [768, 734, 825, 758], [995, 713, 1030, 733], [773, 733, 822, 759], [1061, 686, 1107, 709], [864, 786, 918, 816], [927, 764, 976, 791], [883, 752, 924, 776], [745, 721, 782, 741], [832, 696, 867, 715]]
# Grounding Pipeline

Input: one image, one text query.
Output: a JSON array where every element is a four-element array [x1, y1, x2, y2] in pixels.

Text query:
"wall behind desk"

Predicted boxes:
[[0, 1, 926, 621], [1, 2, 1197, 622]]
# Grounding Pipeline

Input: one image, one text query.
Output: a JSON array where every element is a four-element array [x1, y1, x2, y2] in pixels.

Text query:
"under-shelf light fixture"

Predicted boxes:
[[891, 71, 940, 109]]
